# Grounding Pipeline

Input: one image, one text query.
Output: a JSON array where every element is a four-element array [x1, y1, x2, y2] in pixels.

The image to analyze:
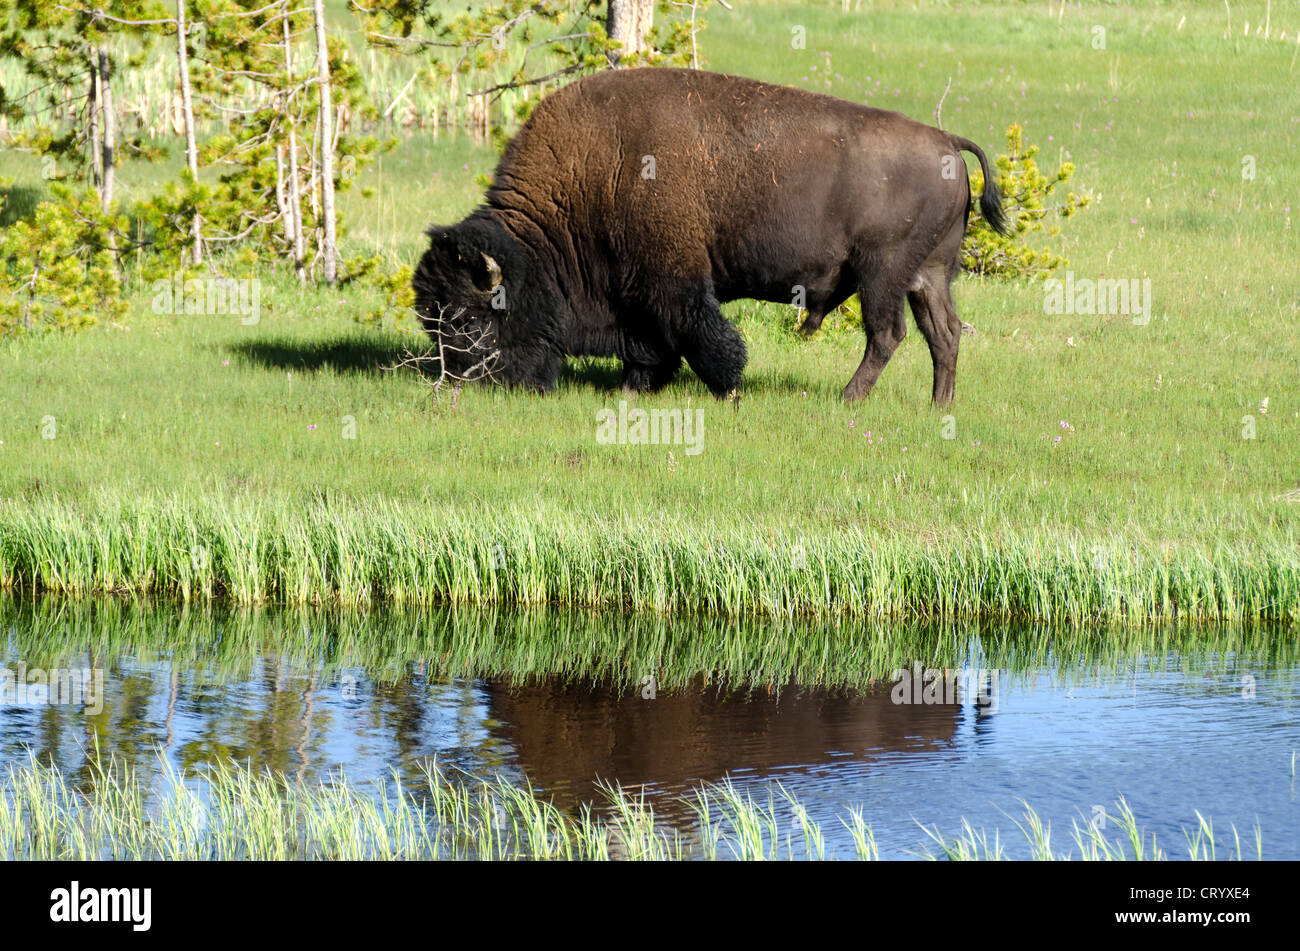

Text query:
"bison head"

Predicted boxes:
[[412, 223, 507, 380]]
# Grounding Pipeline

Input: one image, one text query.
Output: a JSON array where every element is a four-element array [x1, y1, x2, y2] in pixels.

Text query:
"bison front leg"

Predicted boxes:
[[503, 346, 563, 393], [681, 295, 747, 398], [621, 355, 681, 393]]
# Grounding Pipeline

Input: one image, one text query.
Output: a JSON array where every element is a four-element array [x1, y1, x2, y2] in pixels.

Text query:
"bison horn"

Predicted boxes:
[[481, 253, 502, 288]]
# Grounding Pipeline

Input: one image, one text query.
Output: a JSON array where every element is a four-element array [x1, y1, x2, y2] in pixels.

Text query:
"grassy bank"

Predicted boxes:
[[1, 495, 1298, 619], [1, 1, 1298, 617], [0, 750, 1263, 860]]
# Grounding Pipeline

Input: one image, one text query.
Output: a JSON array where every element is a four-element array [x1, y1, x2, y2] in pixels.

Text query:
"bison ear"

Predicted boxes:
[[481, 252, 503, 288]]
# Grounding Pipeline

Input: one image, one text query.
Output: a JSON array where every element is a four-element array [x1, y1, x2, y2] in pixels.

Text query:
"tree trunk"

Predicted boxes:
[[22, 259, 39, 332], [274, 145, 296, 265], [607, 0, 654, 63], [176, 0, 203, 265], [282, 4, 305, 281], [311, 0, 337, 285], [97, 47, 116, 210], [87, 54, 102, 190]]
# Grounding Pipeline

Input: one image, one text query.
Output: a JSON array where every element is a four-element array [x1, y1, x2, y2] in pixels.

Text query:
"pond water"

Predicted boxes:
[[1, 599, 1296, 859]]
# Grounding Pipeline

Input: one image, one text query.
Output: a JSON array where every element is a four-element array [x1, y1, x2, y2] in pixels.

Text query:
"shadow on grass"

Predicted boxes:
[[230, 335, 828, 398], [0, 185, 46, 228], [559, 358, 623, 392], [229, 335, 422, 375], [561, 358, 829, 399], [1, 183, 157, 240]]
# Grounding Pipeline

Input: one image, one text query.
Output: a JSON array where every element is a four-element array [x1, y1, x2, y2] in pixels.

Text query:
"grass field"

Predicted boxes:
[[1, 1, 1298, 618]]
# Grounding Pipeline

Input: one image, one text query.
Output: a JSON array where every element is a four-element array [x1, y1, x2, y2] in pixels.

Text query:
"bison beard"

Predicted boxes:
[[413, 68, 1007, 403]]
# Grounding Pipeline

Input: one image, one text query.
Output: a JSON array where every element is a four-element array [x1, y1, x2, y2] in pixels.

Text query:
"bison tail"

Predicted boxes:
[[950, 135, 1009, 236]]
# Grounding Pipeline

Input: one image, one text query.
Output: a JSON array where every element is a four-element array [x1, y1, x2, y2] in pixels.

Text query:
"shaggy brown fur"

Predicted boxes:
[[413, 68, 1005, 402]]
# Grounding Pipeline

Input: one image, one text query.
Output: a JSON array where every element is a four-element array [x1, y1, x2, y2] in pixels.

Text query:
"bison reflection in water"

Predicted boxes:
[[414, 68, 1007, 403], [483, 674, 970, 817]]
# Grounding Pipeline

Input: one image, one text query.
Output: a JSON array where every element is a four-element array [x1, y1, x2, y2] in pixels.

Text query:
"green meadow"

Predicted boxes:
[[1, 1, 1298, 618]]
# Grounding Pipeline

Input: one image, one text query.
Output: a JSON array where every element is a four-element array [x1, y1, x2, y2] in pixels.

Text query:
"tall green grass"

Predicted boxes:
[[1, 494, 1297, 619], [0, 749, 1265, 861]]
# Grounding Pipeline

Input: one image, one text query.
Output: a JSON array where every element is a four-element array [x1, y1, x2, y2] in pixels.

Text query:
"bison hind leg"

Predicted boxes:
[[797, 309, 826, 336], [907, 264, 962, 405], [799, 280, 858, 336], [842, 271, 910, 403]]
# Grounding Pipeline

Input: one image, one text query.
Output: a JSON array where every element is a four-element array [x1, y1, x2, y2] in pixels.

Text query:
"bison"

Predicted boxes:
[[413, 67, 1006, 404]]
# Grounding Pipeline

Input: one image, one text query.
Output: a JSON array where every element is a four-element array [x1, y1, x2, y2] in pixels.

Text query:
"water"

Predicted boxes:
[[1, 599, 1296, 858]]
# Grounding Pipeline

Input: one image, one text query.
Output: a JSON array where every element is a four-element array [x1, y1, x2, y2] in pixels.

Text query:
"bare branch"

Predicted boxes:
[[389, 303, 503, 392], [467, 62, 585, 98]]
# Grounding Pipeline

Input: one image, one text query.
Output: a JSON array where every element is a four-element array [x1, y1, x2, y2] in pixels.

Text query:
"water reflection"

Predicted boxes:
[[483, 676, 968, 815], [2, 597, 1297, 858]]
